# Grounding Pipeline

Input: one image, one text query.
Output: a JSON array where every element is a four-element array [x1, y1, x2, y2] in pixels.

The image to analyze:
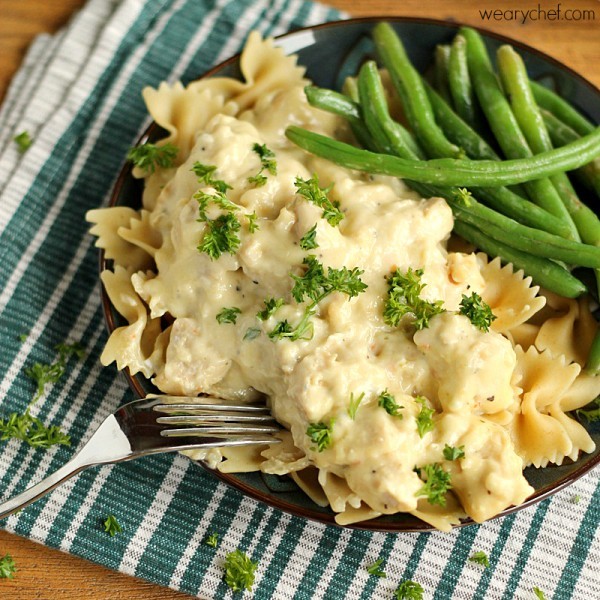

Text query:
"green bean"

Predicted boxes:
[[434, 44, 453, 104], [372, 22, 461, 158], [543, 108, 600, 197], [304, 86, 361, 122], [418, 78, 563, 235], [448, 196, 600, 267], [358, 63, 571, 237], [530, 80, 595, 137], [285, 125, 600, 187], [357, 62, 426, 159], [460, 27, 580, 239], [496, 45, 600, 246], [423, 80, 499, 160], [468, 186, 571, 237], [448, 34, 480, 129], [496, 41, 600, 309], [585, 330, 600, 374], [303, 86, 372, 149], [343, 76, 360, 103], [453, 221, 586, 298]]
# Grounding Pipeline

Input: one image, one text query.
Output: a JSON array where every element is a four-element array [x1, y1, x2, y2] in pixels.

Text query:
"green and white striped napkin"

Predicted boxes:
[[0, 0, 598, 598]]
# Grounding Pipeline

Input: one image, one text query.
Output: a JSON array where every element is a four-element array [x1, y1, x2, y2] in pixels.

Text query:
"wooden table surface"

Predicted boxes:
[[0, 0, 598, 598]]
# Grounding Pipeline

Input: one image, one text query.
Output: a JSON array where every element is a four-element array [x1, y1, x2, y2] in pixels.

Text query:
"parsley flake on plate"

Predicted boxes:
[[270, 255, 367, 342], [299, 224, 319, 250], [347, 391, 365, 420], [306, 420, 334, 452], [257, 297, 285, 321], [295, 174, 343, 226], [247, 142, 277, 188], [127, 142, 178, 173], [384, 268, 444, 330], [246, 211, 259, 233], [224, 549, 257, 592], [415, 396, 435, 438], [378, 390, 403, 418], [459, 291, 496, 332], [577, 398, 600, 422], [416, 463, 452, 506], [205, 532, 219, 548], [443, 444, 465, 461], [533, 587, 547, 600], [216, 306, 242, 325]]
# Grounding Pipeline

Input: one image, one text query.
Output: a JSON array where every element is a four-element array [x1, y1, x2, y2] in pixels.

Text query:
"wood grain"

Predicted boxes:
[[0, 0, 598, 598]]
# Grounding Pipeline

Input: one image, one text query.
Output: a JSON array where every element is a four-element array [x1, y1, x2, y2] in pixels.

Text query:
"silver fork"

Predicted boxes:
[[0, 395, 280, 520]]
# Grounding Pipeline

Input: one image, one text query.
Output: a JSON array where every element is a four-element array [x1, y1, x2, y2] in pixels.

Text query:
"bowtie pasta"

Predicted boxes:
[[87, 32, 599, 531]]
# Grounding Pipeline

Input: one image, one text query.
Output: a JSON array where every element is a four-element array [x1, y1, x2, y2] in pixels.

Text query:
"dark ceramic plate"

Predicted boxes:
[[102, 18, 600, 532]]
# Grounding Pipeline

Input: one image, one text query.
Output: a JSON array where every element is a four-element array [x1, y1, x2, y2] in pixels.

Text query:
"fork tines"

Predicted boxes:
[[152, 400, 280, 441]]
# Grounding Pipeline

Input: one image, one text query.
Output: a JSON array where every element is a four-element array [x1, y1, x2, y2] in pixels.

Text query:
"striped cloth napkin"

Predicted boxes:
[[0, 0, 598, 598]]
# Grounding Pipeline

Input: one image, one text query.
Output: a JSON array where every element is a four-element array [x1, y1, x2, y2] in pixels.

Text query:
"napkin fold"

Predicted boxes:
[[0, 0, 598, 598]]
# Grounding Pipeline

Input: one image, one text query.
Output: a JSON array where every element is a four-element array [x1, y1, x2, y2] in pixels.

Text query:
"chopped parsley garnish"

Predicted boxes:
[[571, 494, 582, 504], [395, 580, 424, 600], [248, 172, 267, 187], [443, 444, 465, 461], [243, 327, 261, 341], [366, 558, 386, 577], [14, 131, 32, 153], [0, 411, 71, 448], [295, 174, 344, 226], [257, 297, 285, 321], [25, 342, 85, 402], [415, 396, 435, 438], [191, 162, 232, 193], [198, 212, 241, 260], [459, 291, 496, 332], [348, 392, 365, 420], [205, 532, 219, 548], [469, 551, 490, 567], [577, 398, 600, 422], [248, 143, 277, 187], [384, 268, 444, 330], [299, 224, 319, 250], [18, 333, 28, 342], [192, 162, 218, 183], [533, 587, 547, 600], [416, 463, 452, 506], [247, 211, 259, 233], [103, 514, 122, 537], [0, 554, 16, 579], [216, 306, 242, 325], [291, 255, 367, 303], [270, 255, 367, 342], [127, 142, 178, 173], [377, 390, 403, 418], [223, 549, 257, 592], [193, 162, 241, 260], [306, 420, 334, 452]]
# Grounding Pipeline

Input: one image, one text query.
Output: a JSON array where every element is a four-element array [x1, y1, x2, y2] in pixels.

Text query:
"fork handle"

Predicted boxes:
[[0, 414, 134, 520], [0, 455, 91, 520]]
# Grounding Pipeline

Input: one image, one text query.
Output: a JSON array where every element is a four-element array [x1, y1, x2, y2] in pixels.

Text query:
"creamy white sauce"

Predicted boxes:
[[131, 84, 533, 523]]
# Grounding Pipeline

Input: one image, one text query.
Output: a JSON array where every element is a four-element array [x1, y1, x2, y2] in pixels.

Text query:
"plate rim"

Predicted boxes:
[[100, 15, 600, 533]]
